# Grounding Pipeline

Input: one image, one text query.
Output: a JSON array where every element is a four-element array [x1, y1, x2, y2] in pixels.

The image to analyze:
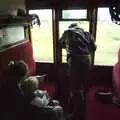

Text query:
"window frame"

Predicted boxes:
[[27, 8, 97, 64], [59, 9, 90, 21], [58, 8, 97, 63]]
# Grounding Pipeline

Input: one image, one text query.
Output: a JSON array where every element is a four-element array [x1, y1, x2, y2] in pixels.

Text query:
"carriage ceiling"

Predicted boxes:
[[26, 0, 117, 9]]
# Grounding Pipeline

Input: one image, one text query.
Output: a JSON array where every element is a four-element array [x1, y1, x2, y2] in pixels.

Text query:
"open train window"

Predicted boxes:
[[29, 9, 53, 63], [60, 21, 89, 62], [94, 7, 120, 66], [58, 9, 89, 62]]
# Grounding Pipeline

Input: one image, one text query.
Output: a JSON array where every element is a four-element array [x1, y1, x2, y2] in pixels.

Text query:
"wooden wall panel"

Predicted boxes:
[[36, 63, 113, 87]]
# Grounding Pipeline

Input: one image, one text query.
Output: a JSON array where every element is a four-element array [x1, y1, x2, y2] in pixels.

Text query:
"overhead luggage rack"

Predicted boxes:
[[0, 13, 40, 28]]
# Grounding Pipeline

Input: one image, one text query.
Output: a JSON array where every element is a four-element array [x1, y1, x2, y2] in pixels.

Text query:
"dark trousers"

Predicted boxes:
[[67, 55, 91, 119]]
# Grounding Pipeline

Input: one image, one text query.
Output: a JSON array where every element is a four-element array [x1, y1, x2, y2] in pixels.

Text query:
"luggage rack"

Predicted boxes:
[[0, 14, 40, 28]]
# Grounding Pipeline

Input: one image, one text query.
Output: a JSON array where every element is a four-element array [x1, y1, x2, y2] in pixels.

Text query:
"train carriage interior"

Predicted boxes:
[[0, 0, 120, 120]]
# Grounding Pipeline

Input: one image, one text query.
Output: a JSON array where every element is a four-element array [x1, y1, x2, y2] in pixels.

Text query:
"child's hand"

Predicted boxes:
[[48, 100, 60, 106], [52, 100, 60, 106]]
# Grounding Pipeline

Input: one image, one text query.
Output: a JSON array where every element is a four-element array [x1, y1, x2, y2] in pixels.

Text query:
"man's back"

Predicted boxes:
[[60, 27, 96, 58]]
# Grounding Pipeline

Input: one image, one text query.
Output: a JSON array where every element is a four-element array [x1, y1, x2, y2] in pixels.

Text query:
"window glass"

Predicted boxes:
[[59, 21, 89, 62], [0, 26, 25, 48], [29, 9, 53, 63], [62, 10, 87, 19], [94, 8, 120, 66]]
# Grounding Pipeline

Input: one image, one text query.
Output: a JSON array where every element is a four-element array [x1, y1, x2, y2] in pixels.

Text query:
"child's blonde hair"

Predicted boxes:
[[21, 76, 39, 95]]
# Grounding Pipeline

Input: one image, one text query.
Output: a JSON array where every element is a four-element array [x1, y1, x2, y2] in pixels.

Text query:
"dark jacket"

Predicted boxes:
[[60, 28, 96, 57]]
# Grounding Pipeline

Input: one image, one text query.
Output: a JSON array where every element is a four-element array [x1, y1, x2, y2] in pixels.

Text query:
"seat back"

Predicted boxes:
[[0, 40, 57, 98], [0, 40, 36, 83], [112, 48, 120, 97]]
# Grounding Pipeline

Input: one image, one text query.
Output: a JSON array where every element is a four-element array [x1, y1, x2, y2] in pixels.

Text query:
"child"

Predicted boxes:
[[8, 60, 65, 120], [8, 60, 29, 84], [20, 76, 65, 120], [1, 60, 29, 120]]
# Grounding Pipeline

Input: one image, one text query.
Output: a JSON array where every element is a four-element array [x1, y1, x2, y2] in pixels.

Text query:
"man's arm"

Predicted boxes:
[[59, 31, 69, 48], [85, 32, 96, 53], [89, 34, 97, 52]]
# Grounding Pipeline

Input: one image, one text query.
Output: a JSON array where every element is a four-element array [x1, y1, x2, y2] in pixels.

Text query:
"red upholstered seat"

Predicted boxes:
[[0, 40, 56, 98], [39, 82, 57, 98], [86, 49, 120, 120], [112, 48, 120, 97], [0, 40, 35, 78]]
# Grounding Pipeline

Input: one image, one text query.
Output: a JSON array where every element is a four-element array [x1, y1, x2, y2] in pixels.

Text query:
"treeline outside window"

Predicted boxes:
[[29, 8, 120, 66]]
